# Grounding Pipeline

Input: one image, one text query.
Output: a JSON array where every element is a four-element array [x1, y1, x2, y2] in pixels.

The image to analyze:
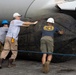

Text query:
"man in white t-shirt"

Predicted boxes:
[[0, 13, 38, 69]]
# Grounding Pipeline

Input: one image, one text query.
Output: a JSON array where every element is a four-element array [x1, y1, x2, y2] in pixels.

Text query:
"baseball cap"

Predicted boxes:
[[13, 13, 21, 18]]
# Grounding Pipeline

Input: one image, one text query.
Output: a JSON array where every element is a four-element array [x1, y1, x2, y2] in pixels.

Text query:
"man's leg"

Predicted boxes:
[[40, 39, 47, 73], [47, 54, 52, 63], [43, 55, 52, 73], [0, 42, 3, 54], [44, 40, 53, 73], [0, 42, 1, 53], [8, 40, 18, 68], [42, 54, 47, 65], [0, 38, 10, 69], [40, 40, 47, 64]]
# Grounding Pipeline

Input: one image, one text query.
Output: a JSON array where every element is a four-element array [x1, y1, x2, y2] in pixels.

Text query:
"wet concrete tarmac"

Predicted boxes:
[[0, 59, 76, 75]]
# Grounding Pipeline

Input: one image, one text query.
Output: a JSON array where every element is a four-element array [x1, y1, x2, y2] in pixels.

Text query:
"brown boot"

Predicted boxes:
[[44, 61, 50, 73], [0, 58, 4, 69], [42, 62, 50, 73], [42, 64, 46, 73], [8, 59, 16, 68]]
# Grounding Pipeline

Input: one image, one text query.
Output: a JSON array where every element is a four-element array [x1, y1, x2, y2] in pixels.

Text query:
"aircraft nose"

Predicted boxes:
[[24, 0, 58, 20]]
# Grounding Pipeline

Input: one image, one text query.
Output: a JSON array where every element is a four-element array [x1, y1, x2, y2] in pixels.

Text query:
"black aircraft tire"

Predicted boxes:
[[51, 13, 76, 62], [18, 13, 76, 62]]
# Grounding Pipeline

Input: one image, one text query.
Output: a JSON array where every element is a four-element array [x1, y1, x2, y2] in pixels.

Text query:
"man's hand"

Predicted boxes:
[[59, 30, 64, 34], [33, 21, 38, 24]]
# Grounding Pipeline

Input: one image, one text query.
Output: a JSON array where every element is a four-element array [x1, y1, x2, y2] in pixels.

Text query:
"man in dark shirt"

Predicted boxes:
[[40, 18, 64, 73]]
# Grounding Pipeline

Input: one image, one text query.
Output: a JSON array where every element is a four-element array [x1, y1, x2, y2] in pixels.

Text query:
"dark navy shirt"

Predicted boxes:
[[42, 25, 60, 37]]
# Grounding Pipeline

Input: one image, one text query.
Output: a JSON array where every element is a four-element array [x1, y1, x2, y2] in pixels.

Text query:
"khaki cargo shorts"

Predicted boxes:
[[40, 36, 54, 53]]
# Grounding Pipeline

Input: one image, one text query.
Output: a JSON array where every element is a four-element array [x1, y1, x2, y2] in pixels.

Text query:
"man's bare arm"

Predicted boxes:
[[23, 21, 38, 25], [22, 24, 30, 27]]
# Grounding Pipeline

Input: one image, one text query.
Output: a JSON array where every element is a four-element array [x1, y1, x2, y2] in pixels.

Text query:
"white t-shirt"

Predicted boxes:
[[6, 20, 24, 40]]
